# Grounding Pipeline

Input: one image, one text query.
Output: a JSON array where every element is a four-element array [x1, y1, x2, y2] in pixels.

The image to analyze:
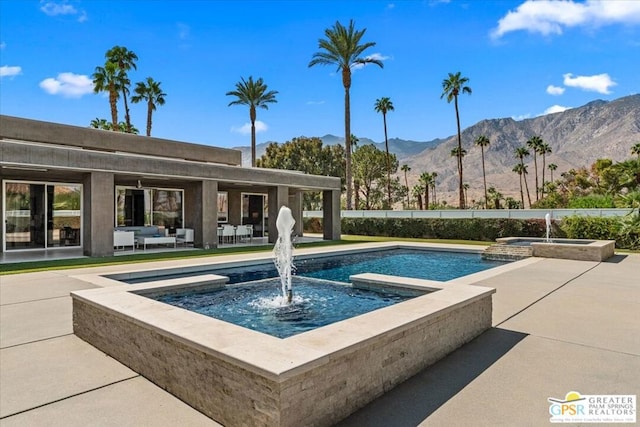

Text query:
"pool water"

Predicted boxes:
[[126, 248, 509, 285], [156, 277, 421, 338]]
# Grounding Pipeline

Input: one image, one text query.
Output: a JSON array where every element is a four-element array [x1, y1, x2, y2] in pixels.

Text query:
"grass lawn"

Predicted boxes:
[[0, 235, 491, 275]]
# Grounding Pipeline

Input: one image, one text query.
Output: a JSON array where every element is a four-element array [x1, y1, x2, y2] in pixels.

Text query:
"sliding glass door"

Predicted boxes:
[[115, 186, 183, 229], [3, 181, 82, 250]]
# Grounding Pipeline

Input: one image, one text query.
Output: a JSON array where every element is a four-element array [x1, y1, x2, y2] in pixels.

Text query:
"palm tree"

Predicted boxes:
[[632, 143, 640, 160], [539, 142, 552, 197], [131, 77, 166, 136], [374, 97, 395, 208], [226, 76, 278, 167], [515, 146, 532, 207], [463, 182, 470, 208], [89, 118, 110, 130], [548, 163, 558, 182], [441, 71, 472, 209], [92, 61, 121, 130], [487, 186, 503, 209], [431, 172, 438, 205], [474, 135, 490, 209], [401, 164, 411, 208], [412, 183, 425, 210], [419, 172, 434, 210], [350, 134, 359, 153], [526, 136, 543, 200], [512, 164, 527, 209], [309, 20, 383, 209], [106, 46, 138, 133]]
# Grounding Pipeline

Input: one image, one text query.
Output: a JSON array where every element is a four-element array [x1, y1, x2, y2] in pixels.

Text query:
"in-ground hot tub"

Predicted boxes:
[[496, 237, 615, 261], [71, 246, 498, 426]]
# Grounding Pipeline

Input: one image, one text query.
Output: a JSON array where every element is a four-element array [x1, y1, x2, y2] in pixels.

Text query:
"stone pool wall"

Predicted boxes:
[[72, 278, 493, 427]]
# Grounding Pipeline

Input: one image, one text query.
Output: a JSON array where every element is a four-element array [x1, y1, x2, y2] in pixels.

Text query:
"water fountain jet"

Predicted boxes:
[[273, 205, 295, 304], [545, 212, 552, 243]]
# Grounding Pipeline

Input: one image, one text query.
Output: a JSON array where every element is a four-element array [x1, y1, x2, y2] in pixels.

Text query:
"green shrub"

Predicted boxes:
[[341, 218, 548, 242], [560, 214, 639, 249], [568, 195, 615, 208]]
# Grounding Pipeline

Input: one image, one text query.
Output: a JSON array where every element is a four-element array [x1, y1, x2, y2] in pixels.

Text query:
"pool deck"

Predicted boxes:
[[1, 243, 639, 426]]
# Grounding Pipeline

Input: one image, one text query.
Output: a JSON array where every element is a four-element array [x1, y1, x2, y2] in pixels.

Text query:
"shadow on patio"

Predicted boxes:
[[337, 327, 528, 427]]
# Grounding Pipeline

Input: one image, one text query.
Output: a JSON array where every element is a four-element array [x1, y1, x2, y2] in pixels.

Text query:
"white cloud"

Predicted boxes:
[[40, 1, 77, 16], [231, 120, 268, 135], [0, 42, 6, 50], [39, 72, 93, 97], [40, 1, 87, 22], [491, 0, 640, 39], [563, 72, 616, 94], [0, 65, 22, 78], [306, 100, 325, 105], [386, 3, 395, 10], [513, 113, 531, 121], [352, 53, 390, 71], [546, 85, 565, 95], [542, 105, 571, 115]]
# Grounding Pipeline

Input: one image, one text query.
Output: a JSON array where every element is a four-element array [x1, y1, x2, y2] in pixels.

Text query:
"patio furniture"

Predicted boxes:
[[176, 228, 194, 247], [221, 224, 236, 244], [113, 231, 135, 251], [235, 225, 252, 243], [138, 236, 176, 250]]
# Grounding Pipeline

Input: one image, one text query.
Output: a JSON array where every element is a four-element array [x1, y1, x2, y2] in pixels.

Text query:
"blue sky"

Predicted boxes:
[[1, 0, 639, 149]]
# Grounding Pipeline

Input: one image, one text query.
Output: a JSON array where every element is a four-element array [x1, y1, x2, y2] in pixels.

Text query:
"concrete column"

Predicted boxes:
[[290, 191, 304, 237], [227, 190, 242, 225], [185, 180, 218, 248], [267, 186, 289, 244], [323, 189, 341, 240], [83, 172, 114, 256]]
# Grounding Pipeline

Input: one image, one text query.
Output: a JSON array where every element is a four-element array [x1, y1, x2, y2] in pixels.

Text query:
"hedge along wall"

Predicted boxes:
[[304, 218, 552, 242], [304, 215, 639, 249]]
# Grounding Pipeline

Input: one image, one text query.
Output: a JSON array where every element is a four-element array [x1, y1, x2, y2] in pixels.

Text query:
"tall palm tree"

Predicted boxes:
[[526, 136, 543, 200], [92, 61, 121, 130], [131, 77, 166, 137], [412, 184, 424, 210], [309, 19, 383, 209], [441, 71, 472, 209], [226, 76, 278, 167], [474, 135, 491, 209], [431, 172, 438, 205], [419, 172, 434, 210], [374, 97, 395, 208], [512, 164, 527, 209], [548, 163, 558, 182], [632, 143, 640, 160], [539, 142, 552, 197], [401, 164, 411, 208], [106, 46, 138, 133], [515, 146, 532, 207]]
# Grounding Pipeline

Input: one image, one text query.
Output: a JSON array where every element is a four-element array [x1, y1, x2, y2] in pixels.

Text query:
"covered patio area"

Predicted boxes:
[[1, 115, 341, 261]]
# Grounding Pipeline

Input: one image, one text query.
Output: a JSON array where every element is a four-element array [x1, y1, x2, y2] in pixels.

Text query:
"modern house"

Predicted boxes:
[[0, 115, 341, 258]]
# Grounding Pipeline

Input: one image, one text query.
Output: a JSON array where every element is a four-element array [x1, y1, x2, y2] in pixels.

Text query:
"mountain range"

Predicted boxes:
[[235, 94, 640, 204]]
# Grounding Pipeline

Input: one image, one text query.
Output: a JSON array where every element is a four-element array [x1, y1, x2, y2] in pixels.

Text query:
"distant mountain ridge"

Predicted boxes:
[[234, 94, 640, 202]]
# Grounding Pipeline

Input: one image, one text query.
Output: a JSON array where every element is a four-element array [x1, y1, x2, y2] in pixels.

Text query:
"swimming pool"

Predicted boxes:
[[123, 248, 509, 285]]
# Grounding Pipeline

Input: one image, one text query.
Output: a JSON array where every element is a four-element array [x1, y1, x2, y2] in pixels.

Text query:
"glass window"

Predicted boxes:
[[116, 186, 183, 228], [3, 181, 82, 250], [217, 192, 228, 223], [49, 184, 82, 247]]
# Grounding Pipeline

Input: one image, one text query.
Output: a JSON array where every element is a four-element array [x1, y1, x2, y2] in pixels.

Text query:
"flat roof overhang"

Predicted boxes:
[[0, 139, 341, 192]]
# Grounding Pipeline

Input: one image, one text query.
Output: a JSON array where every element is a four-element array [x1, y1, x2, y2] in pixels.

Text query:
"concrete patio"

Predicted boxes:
[[1, 247, 638, 426]]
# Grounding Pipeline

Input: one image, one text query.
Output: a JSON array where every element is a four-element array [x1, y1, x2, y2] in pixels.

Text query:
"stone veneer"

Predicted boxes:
[[495, 237, 615, 262], [72, 273, 494, 426]]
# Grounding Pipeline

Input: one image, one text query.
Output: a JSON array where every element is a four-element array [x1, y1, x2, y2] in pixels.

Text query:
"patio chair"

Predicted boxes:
[[176, 228, 194, 247], [235, 225, 252, 243], [221, 224, 236, 244]]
